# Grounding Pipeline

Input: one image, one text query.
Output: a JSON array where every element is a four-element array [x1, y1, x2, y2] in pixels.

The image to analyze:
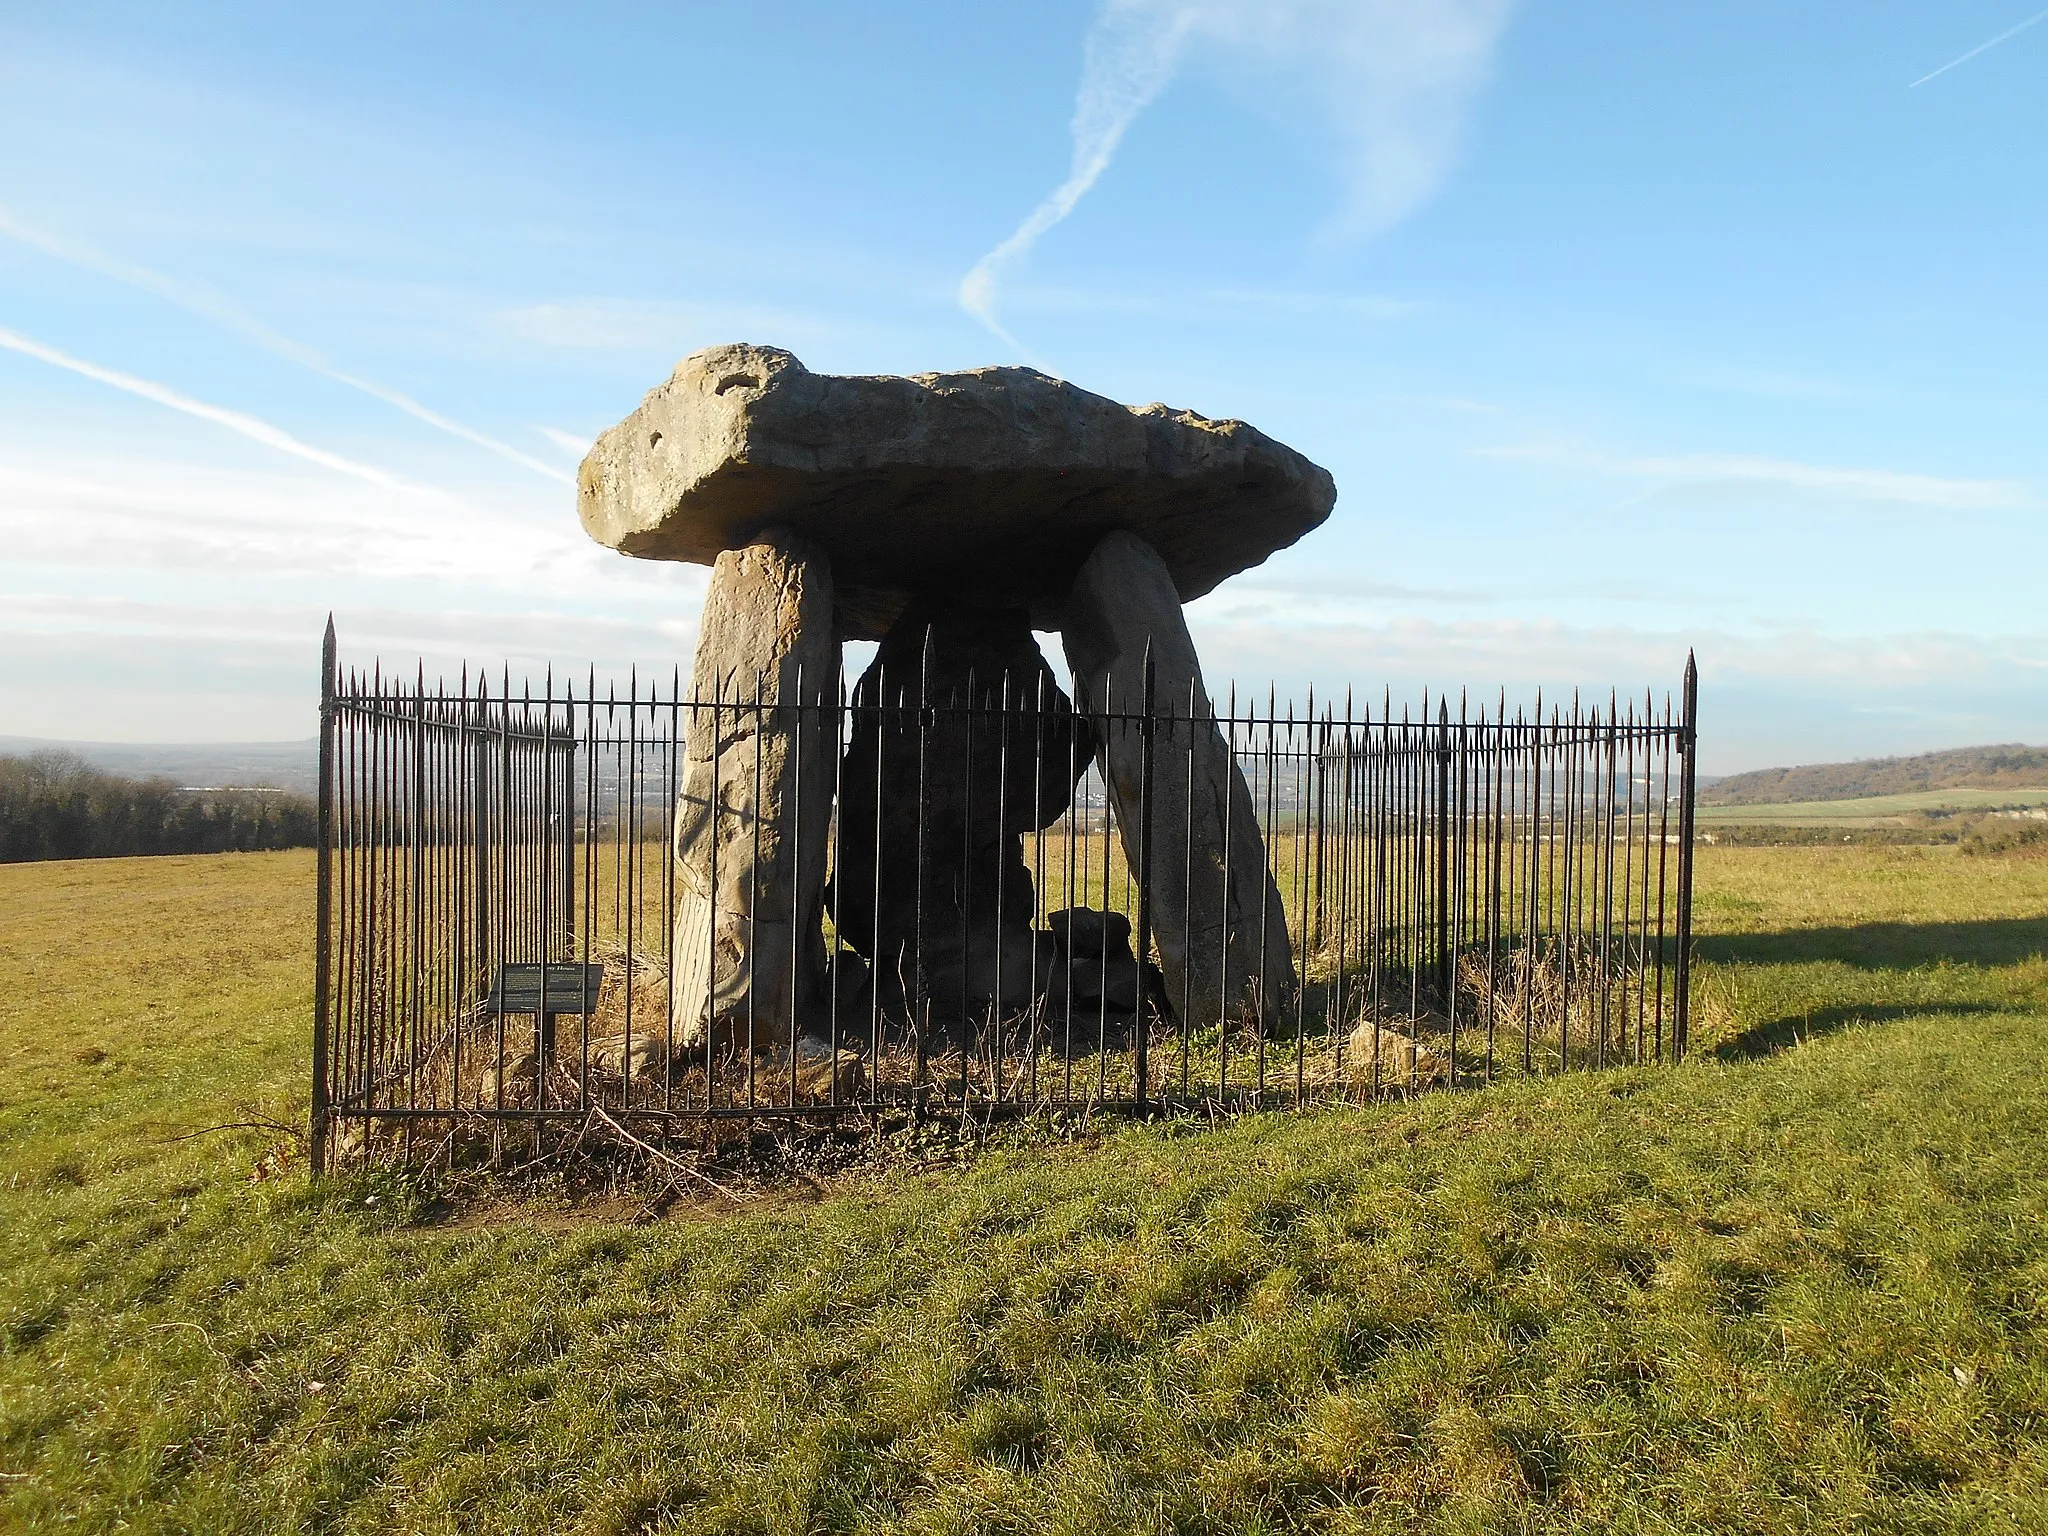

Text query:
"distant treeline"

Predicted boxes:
[[0, 752, 318, 863], [1703, 744, 2048, 807]]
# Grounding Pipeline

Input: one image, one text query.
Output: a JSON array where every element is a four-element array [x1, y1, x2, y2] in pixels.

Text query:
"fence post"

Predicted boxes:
[[560, 708, 577, 962], [473, 704, 490, 995], [912, 629, 934, 1118], [310, 617, 336, 1179], [1435, 698, 1452, 1007], [1674, 651, 1698, 1059], [409, 665, 427, 1138], [1134, 644, 1156, 1115]]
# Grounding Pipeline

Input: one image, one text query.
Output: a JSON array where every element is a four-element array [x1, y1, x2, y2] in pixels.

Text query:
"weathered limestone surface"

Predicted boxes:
[[1346, 1019, 1440, 1087], [578, 344, 1336, 639], [1061, 531, 1295, 1028], [829, 602, 1090, 1019], [671, 529, 839, 1048]]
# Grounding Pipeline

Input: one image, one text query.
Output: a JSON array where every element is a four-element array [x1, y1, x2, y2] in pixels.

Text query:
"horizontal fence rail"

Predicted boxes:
[[310, 624, 1698, 1172]]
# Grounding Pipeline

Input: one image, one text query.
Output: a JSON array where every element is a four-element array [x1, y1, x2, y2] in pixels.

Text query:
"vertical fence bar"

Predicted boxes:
[[1134, 646, 1156, 1115], [913, 632, 934, 1117], [582, 674, 598, 1113], [406, 667, 426, 1139], [664, 666, 680, 1112], [1675, 652, 1698, 1060], [791, 660, 807, 1109], [955, 671, 973, 1111], [310, 617, 337, 1177]]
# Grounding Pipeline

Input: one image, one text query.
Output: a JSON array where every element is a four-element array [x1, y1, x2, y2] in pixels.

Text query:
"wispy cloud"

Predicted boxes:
[[981, 282, 1421, 326], [535, 425, 593, 458], [1183, 615, 2048, 773], [959, 0, 1516, 354], [1680, 364, 1861, 403], [489, 299, 848, 353], [0, 590, 696, 663], [1191, 612, 2048, 699], [1194, 571, 1735, 621], [0, 326, 429, 494], [0, 451, 681, 592], [1911, 6, 2048, 87], [1482, 442, 2026, 511], [0, 596, 708, 739], [1204, 288, 1423, 320], [0, 440, 713, 741], [958, 4, 1194, 362], [0, 205, 572, 486]]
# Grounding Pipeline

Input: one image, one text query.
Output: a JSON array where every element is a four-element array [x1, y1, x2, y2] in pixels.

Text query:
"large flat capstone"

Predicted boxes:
[[578, 344, 1336, 640]]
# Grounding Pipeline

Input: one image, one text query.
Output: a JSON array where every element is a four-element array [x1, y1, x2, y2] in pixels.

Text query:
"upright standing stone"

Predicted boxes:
[[830, 601, 1090, 1021], [671, 529, 838, 1049], [1061, 530, 1295, 1029]]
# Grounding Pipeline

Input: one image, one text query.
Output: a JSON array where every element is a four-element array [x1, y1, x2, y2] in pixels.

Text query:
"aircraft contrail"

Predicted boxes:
[[1911, 6, 2048, 86], [0, 325, 433, 495], [957, 1, 1517, 361], [0, 206, 574, 486], [958, 5, 1192, 363]]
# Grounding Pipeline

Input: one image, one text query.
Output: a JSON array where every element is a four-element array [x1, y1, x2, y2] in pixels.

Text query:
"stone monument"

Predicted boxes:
[[578, 343, 1335, 1051]]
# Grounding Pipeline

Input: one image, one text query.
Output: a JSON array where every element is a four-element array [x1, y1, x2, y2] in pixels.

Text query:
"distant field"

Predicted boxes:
[[1697, 786, 2048, 826], [4, 847, 2048, 1532]]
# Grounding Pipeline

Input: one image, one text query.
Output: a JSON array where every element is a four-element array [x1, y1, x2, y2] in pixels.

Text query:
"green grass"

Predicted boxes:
[[3, 847, 2048, 1532], [1696, 787, 2048, 825]]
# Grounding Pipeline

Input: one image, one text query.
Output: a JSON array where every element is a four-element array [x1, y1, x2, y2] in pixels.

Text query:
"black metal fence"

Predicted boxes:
[[311, 625, 1697, 1171]]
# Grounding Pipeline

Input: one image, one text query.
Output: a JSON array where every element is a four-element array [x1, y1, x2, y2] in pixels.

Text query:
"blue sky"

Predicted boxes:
[[1, 1, 2043, 771]]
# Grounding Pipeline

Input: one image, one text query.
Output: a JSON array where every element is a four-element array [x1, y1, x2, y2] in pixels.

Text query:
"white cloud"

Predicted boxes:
[[0, 430, 717, 737], [1188, 611, 2048, 698], [0, 325, 438, 494], [0, 597, 711, 739], [0, 447, 722, 616], [494, 300, 692, 351], [1203, 288, 1423, 320], [1482, 441, 2027, 511], [0, 456, 562, 586], [490, 299, 839, 353], [536, 425, 594, 458], [960, 0, 1517, 351], [990, 283, 1422, 323], [959, 4, 1194, 360], [0, 204, 573, 486], [1179, 615, 2048, 771], [1681, 364, 1861, 403], [0, 591, 696, 664]]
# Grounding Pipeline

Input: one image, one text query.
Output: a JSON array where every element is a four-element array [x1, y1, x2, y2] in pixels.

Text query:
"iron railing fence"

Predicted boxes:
[[311, 625, 1698, 1171]]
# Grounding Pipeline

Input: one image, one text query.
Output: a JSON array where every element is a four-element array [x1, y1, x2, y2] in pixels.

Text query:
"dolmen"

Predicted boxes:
[[578, 343, 1335, 1053]]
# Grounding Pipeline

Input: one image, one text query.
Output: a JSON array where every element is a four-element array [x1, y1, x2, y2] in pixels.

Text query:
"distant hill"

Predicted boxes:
[[0, 736, 317, 796], [1702, 744, 2048, 807]]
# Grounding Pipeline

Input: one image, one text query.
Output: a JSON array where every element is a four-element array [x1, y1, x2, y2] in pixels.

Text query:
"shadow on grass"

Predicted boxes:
[[1712, 1001, 2003, 1062], [1699, 918, 2048, 971]]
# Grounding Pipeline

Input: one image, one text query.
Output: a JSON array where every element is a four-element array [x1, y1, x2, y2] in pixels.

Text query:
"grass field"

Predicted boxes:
[[3, 846, 2047, 1532], [1696, 787, 2048, 826]]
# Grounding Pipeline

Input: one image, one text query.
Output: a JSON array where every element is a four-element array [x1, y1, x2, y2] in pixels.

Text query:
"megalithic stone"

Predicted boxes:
[[830, 601, 1092, 1018], [576, 344, 1335, 638], [671, 528, 839, 1049], [1061, 530, 1295, 1030]]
